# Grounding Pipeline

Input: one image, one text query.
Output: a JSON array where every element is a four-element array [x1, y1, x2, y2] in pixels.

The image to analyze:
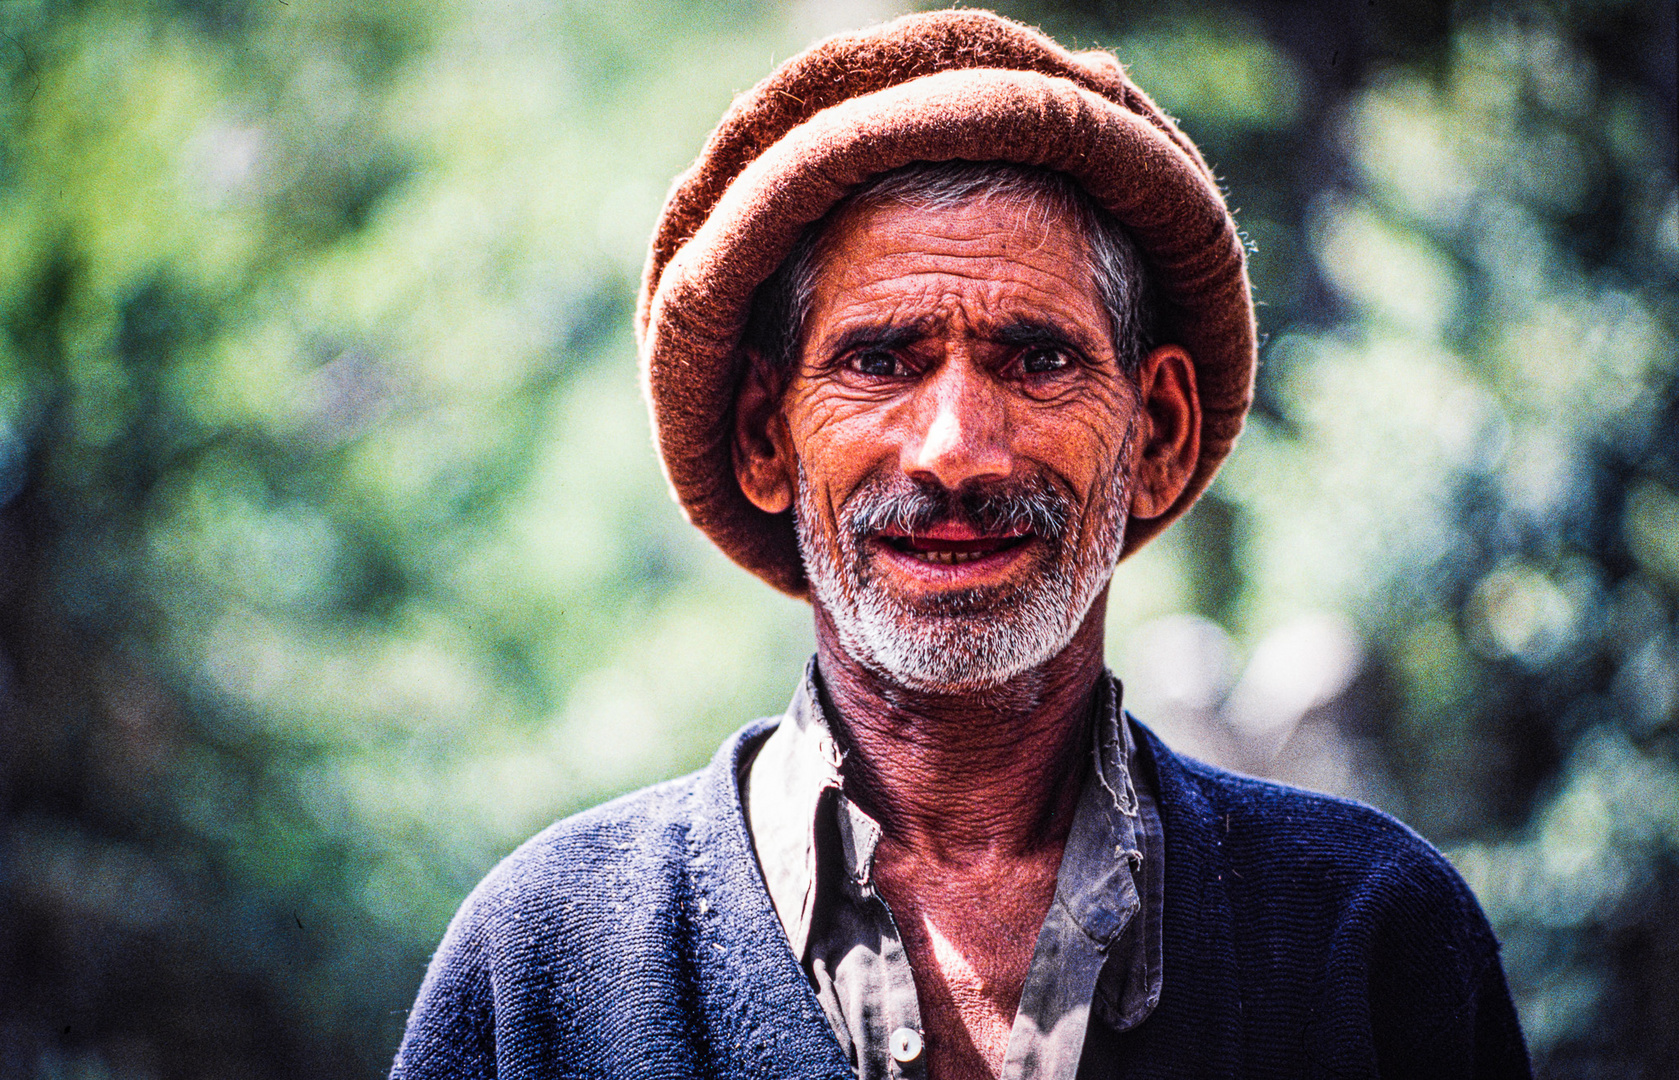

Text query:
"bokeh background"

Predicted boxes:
[[0, 0, 1674, 1075]]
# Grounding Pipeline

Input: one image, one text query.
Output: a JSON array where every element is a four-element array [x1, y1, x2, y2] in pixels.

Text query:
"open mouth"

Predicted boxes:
[[877, 530, 1033, 566]]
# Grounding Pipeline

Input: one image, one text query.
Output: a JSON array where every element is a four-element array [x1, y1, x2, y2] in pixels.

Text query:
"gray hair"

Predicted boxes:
[[742, 160, 1158, 378]]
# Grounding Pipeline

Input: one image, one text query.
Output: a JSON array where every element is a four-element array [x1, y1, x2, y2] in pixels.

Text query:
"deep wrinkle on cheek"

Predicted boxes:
[[790, 379, 906, 437], [789, 401, 886, 493]]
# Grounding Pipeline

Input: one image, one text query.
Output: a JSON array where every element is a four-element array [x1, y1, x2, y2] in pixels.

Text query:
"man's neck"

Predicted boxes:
[[811, 589, 1110, 860]]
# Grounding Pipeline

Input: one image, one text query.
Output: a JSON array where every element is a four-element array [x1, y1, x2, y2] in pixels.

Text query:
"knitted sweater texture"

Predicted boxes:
[[391, 720, 1530, 1079]]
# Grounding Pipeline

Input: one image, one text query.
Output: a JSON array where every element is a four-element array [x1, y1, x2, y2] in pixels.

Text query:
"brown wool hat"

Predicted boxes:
[[637, 8, 1256, 599]]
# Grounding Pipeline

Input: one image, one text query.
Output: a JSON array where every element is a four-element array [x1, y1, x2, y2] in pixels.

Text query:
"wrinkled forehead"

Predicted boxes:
[[799, 195, 1108, 349]]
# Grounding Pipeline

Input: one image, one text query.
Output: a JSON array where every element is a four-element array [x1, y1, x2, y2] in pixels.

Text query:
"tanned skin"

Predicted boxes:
[[734, 194, 1200, 1080]]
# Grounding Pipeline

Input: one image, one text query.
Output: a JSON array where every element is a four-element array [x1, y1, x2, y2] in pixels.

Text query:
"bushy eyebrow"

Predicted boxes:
[[988, 317, 1093, 354], [820, 319, 936, 362], [817, 315, 1097, 363]]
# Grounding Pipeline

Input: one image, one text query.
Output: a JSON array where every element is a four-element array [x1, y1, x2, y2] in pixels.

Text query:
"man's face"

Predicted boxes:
[[773, 194, 1145, 691]]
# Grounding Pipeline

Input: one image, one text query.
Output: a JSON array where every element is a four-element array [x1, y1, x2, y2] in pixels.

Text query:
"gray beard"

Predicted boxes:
[[794, 441, 1133, 693]]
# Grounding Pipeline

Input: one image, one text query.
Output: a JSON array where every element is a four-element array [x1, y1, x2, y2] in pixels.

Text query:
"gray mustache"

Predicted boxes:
[[844, 474, 1071, 542]]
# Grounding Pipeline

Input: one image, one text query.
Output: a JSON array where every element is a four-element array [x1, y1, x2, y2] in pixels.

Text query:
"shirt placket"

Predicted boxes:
[[835, 796, 928, 1080], [998, 681, 1145, 1080]]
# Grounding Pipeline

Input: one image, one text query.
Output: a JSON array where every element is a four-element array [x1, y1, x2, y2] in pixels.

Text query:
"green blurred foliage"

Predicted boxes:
[[0, 0, 1672, 1077]]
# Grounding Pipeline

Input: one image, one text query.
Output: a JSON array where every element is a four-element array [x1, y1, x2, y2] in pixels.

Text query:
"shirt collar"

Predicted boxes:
[[742, 658, 843, 959], [744, 661, 1159, 991], [1057, 673, 1145, 946]]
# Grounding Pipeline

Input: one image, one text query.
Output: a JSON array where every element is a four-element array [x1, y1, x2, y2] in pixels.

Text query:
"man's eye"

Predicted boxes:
[[1021, 347, 1071, 374], [849, 351, 905, 377]]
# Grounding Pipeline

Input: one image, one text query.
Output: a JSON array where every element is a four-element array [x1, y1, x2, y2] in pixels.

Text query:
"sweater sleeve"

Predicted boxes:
[[1471, 955, 1531, 1080], [1355, 852, 1532, 1080], [1367, 941, 1531, 1080], [390, 897, 498, 1080]]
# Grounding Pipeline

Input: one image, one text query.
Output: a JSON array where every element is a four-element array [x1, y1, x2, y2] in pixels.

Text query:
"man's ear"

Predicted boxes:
[[733, 349, 796, 515], [1128, 344, 1202, 520]]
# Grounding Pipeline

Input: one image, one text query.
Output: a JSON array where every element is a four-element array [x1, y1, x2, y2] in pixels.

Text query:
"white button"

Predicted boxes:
[[817, 735, 843, 768], [889, 1027, 923, 1064]]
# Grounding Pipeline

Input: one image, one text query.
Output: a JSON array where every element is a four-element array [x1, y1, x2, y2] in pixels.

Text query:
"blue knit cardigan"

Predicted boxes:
[[391, 720, 1530, 1079]]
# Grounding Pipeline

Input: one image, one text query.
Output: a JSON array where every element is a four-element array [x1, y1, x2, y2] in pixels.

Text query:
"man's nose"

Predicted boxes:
[[901, 357, 1013, 490]]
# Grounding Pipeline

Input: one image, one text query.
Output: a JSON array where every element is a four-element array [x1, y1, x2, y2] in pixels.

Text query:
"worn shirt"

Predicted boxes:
[[741, 663, 1164, 1080]]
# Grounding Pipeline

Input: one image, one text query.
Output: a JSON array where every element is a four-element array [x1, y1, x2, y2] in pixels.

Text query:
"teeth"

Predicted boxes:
[[910, 549, 986, 565]]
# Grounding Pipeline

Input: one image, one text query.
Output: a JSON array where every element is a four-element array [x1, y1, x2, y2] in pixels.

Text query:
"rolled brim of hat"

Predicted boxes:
[[639, 11, 1255, 599]]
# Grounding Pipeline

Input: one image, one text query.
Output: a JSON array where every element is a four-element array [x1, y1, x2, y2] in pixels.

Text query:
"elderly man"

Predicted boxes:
[[393, 12, 1529, 1080]]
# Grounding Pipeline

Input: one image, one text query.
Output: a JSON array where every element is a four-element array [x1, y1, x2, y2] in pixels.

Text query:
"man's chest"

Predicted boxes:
[[874, 849, 1065, 1078], [744, 674, 1162, 1080]]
